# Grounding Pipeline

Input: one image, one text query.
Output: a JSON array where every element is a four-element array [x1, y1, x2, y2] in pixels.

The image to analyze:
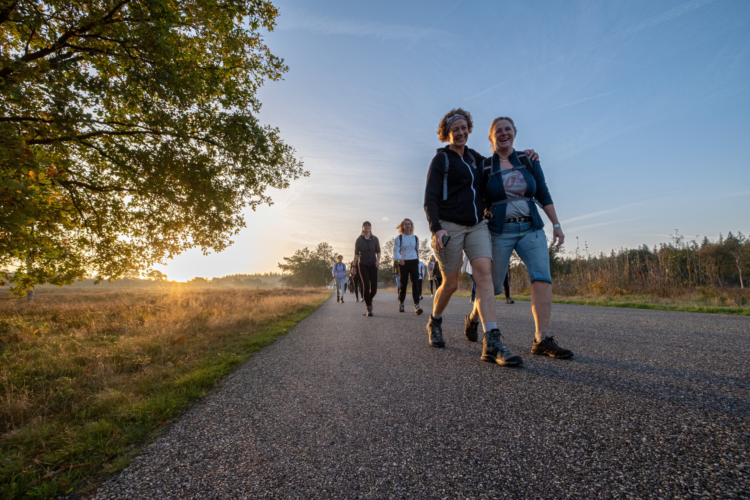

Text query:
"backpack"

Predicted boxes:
[[486, 151, 542, 211], [516, 151, 536, 176], [442, 150, 476, 201]]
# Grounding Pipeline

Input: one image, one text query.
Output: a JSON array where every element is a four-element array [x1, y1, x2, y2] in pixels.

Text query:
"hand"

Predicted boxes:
[[398, 259, 405, 266], [432, 229, 448, 249], [524, 149, 539, 162], [552, 226, 565, 247], [375, 260, 380, 268]]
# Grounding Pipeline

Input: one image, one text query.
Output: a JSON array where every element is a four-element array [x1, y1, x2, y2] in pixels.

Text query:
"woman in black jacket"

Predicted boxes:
[[353, 221, 381, 316]]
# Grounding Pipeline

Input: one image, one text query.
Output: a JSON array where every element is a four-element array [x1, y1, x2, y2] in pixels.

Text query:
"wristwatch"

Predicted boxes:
[[553, 223, 561, 228]]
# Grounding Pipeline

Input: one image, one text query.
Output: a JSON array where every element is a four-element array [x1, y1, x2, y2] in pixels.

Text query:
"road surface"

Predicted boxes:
[[92, 292, 750, 499]]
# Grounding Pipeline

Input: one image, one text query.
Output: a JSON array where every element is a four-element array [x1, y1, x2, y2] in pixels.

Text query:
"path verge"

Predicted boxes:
[[0, 288, 330, 499]]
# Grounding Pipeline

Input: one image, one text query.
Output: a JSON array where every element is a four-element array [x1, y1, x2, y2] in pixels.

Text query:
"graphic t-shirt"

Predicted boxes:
[[500, 168, 531, 218]]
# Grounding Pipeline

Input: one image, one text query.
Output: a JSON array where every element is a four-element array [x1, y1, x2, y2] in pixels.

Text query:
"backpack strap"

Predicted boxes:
[[516, 151, 536, 176], [442, 152, 449, 201]]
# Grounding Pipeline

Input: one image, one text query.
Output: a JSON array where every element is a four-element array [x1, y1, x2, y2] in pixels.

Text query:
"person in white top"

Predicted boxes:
[[426, 255, 437, 295], [461, 253, 477, 304], [393, 218, 423, 315]]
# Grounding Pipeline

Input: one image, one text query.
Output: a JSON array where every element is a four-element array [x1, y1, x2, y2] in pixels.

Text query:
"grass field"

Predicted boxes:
[[0, 287, 330, 499], [510, 293, 750, 316]]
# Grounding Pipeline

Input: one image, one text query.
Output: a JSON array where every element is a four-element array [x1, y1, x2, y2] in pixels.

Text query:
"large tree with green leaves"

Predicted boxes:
[[0, 0, 306, 297], [278, 242, 336, 287]]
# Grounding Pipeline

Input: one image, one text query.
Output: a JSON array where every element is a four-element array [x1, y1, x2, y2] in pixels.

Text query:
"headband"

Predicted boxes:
[[446, 114, 466, 126]]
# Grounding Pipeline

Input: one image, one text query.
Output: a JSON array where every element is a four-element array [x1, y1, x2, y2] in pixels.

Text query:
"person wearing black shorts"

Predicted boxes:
[[353, 221, 381, 316]]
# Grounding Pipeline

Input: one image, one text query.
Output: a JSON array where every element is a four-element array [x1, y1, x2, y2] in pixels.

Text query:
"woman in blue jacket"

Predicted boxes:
[[481, 117, 573, 360]]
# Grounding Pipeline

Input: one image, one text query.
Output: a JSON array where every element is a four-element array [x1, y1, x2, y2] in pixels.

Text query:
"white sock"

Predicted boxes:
[[483, 322, 497, 333], [432, 314, 442, 320]]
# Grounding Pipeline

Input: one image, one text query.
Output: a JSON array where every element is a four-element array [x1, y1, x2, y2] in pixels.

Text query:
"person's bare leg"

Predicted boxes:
[[531, 281, 552, 342], [470, 258, 497, 328], [432, 270, 459, 317]]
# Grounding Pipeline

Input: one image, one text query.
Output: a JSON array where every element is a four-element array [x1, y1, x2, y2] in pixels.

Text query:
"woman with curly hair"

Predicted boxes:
[[424, 108, 537, 367]]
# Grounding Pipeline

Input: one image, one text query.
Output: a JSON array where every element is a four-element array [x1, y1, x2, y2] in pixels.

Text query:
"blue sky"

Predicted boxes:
[[157, 0, 750, 281]]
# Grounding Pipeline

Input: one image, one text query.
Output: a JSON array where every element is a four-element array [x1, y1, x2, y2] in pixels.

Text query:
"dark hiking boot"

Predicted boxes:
[[506, 298, 514, 304], [340, 298, 344, 303], [531, 336, 573, 359], [464, 314, 479, 342], [399, 303, 405, 313], [482, 329, 523, 366], [414, 303, 423, 315], [426, 315, 445, 348]]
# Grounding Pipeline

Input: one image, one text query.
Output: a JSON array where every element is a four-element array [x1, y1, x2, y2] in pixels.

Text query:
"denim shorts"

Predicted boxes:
[[490, 221, 551, 295]]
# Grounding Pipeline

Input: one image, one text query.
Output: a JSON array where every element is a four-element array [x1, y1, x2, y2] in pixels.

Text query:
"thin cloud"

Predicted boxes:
[[630, 0, 721, 32], [279, 13, 448, 42], [554, 89, 623, 110], [562, 202, 647, 225]]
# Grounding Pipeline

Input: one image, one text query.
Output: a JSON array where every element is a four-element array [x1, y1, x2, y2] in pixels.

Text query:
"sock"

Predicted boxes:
[[483, 322, 497, 333], [469, 309, 480, 323], [432, 314, 442, 320]]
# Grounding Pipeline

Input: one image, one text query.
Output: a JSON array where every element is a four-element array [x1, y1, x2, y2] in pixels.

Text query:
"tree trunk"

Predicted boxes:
[[26, 289, 35, 302]]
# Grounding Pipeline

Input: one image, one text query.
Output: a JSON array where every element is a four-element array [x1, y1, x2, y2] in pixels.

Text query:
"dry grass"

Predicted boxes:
[[0, 287, 329, 499]]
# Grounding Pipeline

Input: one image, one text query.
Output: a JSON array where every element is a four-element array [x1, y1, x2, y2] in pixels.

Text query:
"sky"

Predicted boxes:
[[155, 0, 750, 282]]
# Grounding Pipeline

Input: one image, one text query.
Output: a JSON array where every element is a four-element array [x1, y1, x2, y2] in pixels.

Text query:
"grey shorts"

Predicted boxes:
[[433, 219, 492, 273]]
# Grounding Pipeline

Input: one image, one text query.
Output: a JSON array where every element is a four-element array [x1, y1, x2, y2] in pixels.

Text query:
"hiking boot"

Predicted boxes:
[[464, 314, 479, 342], [340, 298, 344, 303], [414, 303, 423, 315], [531, 336, 573, 359], [482, 329, 523, 366], [426, 315, 445, 348], [399, 303, 405, 313], [506, 297, 514, 304]]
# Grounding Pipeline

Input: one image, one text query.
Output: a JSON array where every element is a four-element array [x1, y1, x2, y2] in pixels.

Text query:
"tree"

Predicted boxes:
[[278, 242, 336, 287], [0, 0, 306, 298], [145, 269, 166, 281]]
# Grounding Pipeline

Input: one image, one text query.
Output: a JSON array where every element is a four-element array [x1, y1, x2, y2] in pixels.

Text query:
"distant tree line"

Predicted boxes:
[[510, 231, 750, 297]]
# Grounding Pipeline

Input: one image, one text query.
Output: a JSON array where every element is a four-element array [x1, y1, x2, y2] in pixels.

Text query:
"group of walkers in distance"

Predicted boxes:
[[336, 108, 574, 367]]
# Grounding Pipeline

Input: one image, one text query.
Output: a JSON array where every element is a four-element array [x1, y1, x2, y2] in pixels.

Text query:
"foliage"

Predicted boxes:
[[0, 0, 306, 297], [278, 242, 337, 287], [510, 230, 750, 298], [0, 287, 329, 499]]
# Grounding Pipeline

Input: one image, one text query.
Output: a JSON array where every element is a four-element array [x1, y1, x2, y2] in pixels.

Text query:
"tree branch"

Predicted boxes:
[[0, 0, 131, 80], [26, 129, 152, 145], [58, 179, 136, 193], [0, 1, 18, 26]]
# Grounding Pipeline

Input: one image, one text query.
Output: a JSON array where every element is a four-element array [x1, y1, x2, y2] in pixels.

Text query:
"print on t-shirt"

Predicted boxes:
[[501, 169, 531, 218]]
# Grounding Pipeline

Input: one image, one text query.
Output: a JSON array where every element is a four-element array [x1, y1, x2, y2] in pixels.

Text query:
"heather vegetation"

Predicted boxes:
[[0, 287, 329, 498], [508, 231, 750, 313]]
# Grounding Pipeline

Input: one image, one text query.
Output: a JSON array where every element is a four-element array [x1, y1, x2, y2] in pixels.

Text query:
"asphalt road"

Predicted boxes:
[[91, 292, 750, 499]]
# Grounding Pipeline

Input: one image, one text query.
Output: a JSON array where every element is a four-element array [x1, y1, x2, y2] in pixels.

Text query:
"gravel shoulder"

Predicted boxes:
[[91, 292, 750, 499]]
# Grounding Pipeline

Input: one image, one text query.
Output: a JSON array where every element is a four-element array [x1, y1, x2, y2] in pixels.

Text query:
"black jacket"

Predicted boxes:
[[423, 146, 487, 233]]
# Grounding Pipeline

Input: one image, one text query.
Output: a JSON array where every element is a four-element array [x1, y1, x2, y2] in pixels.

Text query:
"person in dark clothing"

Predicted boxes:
[[350, 264, 363, 302], [503, 266, 513, 304], [394, 218, 423, 315], [353, 221, 381, 316]]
